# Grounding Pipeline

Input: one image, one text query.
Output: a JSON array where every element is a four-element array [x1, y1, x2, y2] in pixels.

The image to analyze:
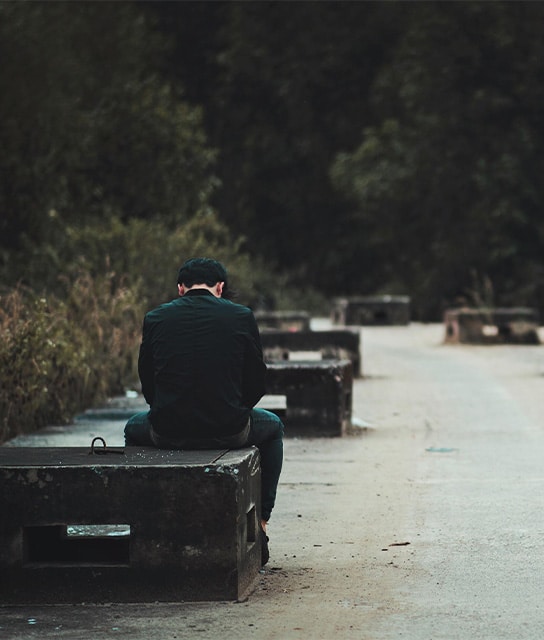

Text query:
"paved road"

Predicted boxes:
[[356, 323, 544, 639], [2, 322, 543, 639]]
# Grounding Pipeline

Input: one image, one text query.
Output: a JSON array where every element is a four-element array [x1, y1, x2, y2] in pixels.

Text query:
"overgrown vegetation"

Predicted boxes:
[[0, 274, 143, 443]]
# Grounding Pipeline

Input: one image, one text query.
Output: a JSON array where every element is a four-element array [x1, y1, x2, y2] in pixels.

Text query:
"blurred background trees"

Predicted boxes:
[[146, 0, 544, 319], [0, 2, 218, 286], [330, 2, 544, 317], [4, 1, 544, 318]]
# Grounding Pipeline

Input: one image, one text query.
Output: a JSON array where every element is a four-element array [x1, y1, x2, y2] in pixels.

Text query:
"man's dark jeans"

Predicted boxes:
[[124, 408, 284, 522]]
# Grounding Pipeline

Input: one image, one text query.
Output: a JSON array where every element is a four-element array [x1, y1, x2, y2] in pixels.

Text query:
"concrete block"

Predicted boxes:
[[266, 359, 353, 437], [444, 307, 540, 344], [254, 310, 311, 332], [0, 447, 261, 603], [261, 329, 362, 377], [331, 295, 410, 326]]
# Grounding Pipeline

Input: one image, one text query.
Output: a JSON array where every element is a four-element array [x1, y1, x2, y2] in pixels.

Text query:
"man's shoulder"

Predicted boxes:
[[218, 298, 254, 316], [145, 298, 180, 320], [145, 297, 255, 321]]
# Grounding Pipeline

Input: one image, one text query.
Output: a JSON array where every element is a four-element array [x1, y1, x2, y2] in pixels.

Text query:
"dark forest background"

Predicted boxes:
[[3, 1, 544, 320]]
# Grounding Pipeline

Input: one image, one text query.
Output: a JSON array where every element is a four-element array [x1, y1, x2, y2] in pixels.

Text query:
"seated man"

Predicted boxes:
[[125, 257, 284, 565]]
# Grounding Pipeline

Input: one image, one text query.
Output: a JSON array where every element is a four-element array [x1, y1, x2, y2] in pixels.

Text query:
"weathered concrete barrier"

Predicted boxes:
[[265, 359, 353, 437], [331, 295, 410, 326], [261, 328, 362, 377], [444, 307, 540, 344], [254, 310, 311, 332], [0, 446, 261, 603]]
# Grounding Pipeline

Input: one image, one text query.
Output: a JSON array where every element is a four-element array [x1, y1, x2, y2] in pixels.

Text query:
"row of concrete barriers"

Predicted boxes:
[[256, 299, 541, 345], [0, 324, 360, 605], [255, 295, 411, 330]]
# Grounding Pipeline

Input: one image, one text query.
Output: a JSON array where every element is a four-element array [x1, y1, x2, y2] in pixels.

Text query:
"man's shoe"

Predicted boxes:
[[260, 526, 270, 566]]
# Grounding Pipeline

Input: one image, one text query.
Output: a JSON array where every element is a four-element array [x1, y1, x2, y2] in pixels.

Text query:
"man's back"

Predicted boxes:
[[125, 257, 283, 555], [138, 289, 266, 442]]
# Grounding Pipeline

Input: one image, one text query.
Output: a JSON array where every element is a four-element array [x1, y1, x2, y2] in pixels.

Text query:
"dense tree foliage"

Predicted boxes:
[[0, 2, 216, 271], [149, 1, 544, 319], [150, 1, 405, 285], [331, 2, 544, 317], [2, 1, 544, 320]]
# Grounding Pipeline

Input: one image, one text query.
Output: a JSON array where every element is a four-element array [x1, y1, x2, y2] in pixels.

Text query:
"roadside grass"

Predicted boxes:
[[0, 273, 143, 444]]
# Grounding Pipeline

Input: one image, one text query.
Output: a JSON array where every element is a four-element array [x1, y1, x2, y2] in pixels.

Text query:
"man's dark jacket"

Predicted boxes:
[[138, 289, 266, 441]]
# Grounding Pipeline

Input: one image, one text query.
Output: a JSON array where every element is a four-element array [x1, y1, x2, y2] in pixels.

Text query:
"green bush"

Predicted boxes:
[[66, 210, 260, 309], [10, 210, 270, 309]]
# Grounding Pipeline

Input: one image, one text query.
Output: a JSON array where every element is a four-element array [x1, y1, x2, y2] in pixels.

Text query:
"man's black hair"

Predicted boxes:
[[177, 257, 228, 289]]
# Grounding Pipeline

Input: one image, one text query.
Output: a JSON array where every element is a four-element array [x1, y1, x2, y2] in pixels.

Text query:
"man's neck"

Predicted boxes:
[[179, 282, 223, 298]]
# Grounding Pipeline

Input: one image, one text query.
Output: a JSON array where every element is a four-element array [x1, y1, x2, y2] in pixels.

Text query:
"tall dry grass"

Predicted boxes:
[[0, 272, 143, 443]]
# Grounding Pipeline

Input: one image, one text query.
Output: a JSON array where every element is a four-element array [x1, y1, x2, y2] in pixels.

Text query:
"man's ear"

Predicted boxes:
[[216, 282, 225, 297], [178, 284, 185, 297]]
